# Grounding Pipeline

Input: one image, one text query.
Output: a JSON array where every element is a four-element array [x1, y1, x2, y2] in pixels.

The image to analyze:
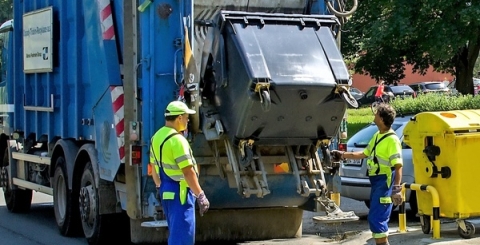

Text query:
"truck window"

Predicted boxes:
[[0, 32, 8, 85]]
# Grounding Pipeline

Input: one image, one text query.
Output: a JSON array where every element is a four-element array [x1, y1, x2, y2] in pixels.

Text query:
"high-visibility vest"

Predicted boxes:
[[363, 130, 402, 187], [149, 127, 198, 204]]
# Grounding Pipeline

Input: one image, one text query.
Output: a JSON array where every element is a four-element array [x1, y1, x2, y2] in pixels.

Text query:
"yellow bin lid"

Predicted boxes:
[[404, 110, 480, 142]]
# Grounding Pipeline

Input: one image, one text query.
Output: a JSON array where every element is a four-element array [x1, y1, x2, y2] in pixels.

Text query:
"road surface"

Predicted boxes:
[[1, 189, 479, 245]]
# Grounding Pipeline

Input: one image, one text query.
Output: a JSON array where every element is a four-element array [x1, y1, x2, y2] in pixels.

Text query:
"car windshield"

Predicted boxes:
[[474, 78, 480, 86], [424, 83, 445, 90], [347, 122, 403, 147], [350, 88, 361, 94], [446, 80, 454, 88], [390, 86, 413, 93]]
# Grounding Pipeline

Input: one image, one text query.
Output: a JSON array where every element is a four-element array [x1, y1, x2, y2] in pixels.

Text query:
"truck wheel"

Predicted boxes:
[[53, 157, 81, 236], [79, 161, 112, 245], [3, 148, 32, 213], [4, 186, 32, 213]]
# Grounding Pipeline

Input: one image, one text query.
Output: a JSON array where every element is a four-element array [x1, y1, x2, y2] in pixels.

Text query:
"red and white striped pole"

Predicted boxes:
[[110, 86, 125, 163], [97, 0, 115, 40]]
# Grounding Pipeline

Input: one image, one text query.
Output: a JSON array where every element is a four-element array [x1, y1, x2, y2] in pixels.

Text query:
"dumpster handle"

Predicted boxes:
[[399, 183, 441, 239]]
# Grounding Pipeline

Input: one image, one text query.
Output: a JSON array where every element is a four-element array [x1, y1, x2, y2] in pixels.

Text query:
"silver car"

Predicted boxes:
[[340, 116, 417, 213]]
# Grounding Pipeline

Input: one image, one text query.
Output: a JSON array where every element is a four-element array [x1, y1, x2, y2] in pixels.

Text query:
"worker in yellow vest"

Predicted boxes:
[[332, 103, 403, 245], [150, 100, 210, 245]]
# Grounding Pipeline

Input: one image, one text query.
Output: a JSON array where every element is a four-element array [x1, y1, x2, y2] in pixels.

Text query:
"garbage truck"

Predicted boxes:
[[0, 0, 358, 244]]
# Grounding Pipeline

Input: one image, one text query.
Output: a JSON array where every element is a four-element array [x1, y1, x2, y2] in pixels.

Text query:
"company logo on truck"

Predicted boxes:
[[23, 26, 51, 37], [23, 7, 53, 73], [25, 46, 49, 60]]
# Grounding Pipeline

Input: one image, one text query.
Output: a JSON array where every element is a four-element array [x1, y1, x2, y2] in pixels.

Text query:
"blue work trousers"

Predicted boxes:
[[368, 173, 395, 238], [159, 170, 196, 245]]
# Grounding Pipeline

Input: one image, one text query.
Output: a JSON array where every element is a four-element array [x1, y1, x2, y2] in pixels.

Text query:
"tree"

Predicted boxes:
[[342, 0, 480, 94], [0, 0, 12, 24]]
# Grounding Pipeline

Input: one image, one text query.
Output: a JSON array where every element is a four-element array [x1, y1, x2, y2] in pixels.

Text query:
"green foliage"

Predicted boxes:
[[347, 94, 480, 138], [346, 108, 373, 138], [342, 0, 480, 94], [391, 93, 480, 115], [0, 0, 12, 24]]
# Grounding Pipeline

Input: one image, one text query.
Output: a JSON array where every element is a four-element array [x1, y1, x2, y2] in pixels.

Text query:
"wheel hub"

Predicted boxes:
[[79, 185, 96, 224], [0, 167, 8, 188]]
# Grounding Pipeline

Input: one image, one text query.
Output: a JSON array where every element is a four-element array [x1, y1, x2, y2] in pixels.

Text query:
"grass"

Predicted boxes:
[[346, 107, 374, 139]]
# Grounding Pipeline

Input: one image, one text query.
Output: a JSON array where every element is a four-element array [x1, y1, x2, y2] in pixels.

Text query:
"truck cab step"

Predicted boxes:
[[141, 220, 168, 228]]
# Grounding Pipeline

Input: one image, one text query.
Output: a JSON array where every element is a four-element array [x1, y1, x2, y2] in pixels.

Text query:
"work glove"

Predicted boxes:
[[196, 191, 210, 216], [391, 185, 403, 206], [330, 150, 344, 162]]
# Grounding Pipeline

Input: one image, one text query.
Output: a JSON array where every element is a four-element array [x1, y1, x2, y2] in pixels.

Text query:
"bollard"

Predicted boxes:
[[399, 183, 441, 239], [398, 183, 407, 233]]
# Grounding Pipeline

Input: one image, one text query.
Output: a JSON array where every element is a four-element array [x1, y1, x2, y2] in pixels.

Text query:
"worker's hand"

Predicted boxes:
[[196, 191, 210, 216], [331, 150, 344, 162], [391, 185, 403, 206]]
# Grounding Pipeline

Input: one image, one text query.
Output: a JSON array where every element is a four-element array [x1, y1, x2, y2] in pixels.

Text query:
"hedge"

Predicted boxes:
[[346, 93, 480, 138]]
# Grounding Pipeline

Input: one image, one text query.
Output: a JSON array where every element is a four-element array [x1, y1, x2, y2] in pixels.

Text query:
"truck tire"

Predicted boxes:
[[53, 157, 81, 236], [3, 148, 32, 213], [4, 185, 32, 213], [79, 161, 115, 245]]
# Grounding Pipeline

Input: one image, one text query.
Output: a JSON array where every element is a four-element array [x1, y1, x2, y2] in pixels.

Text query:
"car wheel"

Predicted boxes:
[[364, 200, 370, 209], [409, 190, 418, 215]]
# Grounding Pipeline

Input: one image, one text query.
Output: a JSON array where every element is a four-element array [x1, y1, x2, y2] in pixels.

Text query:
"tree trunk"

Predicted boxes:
[[456, 34, 480, 95], [455, 48, 475, 95]]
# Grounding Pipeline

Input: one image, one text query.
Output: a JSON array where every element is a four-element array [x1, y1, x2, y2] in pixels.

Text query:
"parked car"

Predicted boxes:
[[409, 81, 449, 94], [339, 116, 417, 213], [358, 85, 416, 106], [446, 78, 480, 95], [349, 87, 364, 101]]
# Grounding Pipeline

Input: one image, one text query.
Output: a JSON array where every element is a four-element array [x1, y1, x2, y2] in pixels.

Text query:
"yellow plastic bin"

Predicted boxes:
[[403, 110, 480, 238]]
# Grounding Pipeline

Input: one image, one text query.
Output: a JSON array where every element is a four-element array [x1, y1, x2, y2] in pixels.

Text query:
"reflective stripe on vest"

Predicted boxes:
[[367, 153, 401, 175], [379, 196, 392, 204], [175, 154, 191, 164]]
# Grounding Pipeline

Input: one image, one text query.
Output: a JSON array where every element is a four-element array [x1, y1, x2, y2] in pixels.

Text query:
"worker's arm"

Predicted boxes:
[[182, 165, 203, 196], [394, 164, 403, 186], [342, 151, 367, 160]]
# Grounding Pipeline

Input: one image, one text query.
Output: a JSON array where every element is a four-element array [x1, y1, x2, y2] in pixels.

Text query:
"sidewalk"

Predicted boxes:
[[242, 221, 480, 245], [338, 221, 480, 245]]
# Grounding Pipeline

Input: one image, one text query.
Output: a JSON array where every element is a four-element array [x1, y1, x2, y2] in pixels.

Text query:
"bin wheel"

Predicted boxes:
[[364, 200, 370, 209], [341, 91, 358, 108], [260, 90, 271, 112], [421, 215, 431, 234], [458, 221, 475, 239]]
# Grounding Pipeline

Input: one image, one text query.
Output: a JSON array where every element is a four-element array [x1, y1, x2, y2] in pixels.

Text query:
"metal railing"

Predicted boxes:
[[398, 183, 441, 239]]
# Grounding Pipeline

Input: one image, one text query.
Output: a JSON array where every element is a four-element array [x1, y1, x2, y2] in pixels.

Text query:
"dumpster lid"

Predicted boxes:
[[219, 11, 350, 85], [408, 110, 480, 134]]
